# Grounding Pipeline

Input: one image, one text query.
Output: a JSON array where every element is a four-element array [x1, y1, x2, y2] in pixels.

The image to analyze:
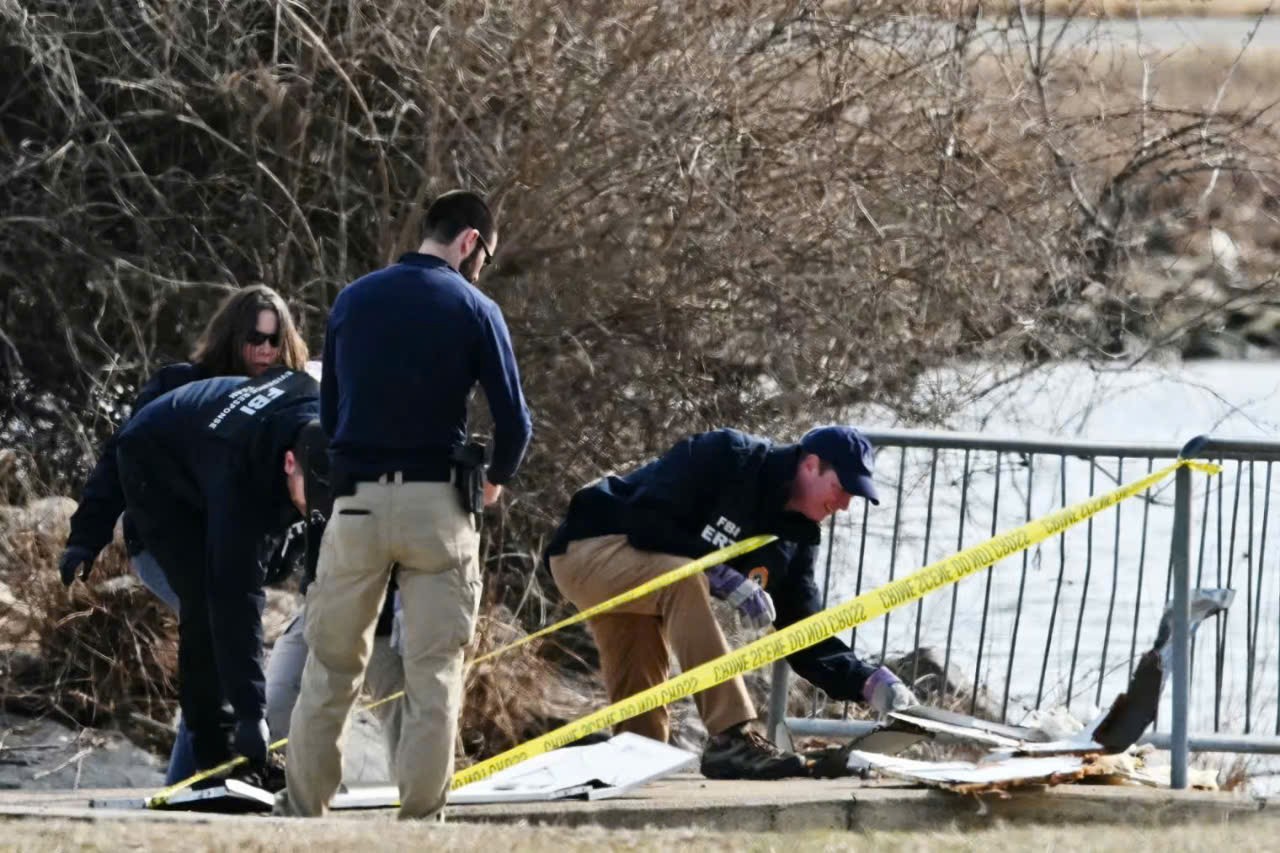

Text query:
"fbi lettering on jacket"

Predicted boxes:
[[701, 516, 742, 548]]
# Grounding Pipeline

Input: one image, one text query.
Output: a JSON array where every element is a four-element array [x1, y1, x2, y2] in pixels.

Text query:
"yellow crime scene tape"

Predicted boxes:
[[363, 532, 778, 711], [449, 458, 1220, 790], [145, 534, 778, 807]]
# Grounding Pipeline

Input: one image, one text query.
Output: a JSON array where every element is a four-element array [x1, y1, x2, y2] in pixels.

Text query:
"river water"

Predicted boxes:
[[888, 13, 1280, 56], [1013, 15, 1280, 49]]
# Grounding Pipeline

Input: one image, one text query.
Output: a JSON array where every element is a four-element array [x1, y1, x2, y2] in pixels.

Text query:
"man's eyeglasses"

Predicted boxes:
[[475, 230, 494, 265], [246, 329, 282, 348]]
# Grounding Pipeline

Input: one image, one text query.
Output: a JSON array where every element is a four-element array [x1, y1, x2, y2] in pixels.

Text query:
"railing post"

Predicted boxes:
[[1171, 463, 1193, 790], [767, 659, 790, 745]]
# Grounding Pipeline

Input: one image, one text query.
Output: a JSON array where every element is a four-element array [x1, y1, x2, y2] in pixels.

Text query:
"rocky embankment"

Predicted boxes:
[[1094, 221, 1280, 360]]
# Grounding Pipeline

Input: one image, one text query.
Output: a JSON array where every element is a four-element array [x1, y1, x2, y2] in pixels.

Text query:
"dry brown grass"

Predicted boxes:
[[458, 609, 599, 762], [1000, 44, 1280, 113], [0, 499, 177, 730], [2, 814, 1280, 852]]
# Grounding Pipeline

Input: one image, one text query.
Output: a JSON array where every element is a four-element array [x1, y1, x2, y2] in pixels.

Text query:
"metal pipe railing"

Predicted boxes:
[[1184, 436, 1280, 461], [1170, 463, 1192, 789], [861, 429, 1184, 458], [862, 430, 1280, 461]]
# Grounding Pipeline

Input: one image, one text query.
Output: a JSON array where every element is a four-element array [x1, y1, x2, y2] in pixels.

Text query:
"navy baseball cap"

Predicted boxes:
[[800, 426, 879, 505]]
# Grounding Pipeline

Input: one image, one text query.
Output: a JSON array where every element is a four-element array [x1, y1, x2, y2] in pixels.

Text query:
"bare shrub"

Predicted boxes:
[[5, 0, 1276, 569], [0, 498, 177, 727], [459, 608, 598, 761]]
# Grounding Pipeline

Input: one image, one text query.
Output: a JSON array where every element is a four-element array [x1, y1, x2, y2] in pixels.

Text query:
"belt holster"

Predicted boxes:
[[450, 440, 489, 515]]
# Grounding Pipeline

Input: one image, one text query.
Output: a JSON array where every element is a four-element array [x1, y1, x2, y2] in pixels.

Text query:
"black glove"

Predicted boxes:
[[233, 718, 270, 768], [57, 545, 100, 587]]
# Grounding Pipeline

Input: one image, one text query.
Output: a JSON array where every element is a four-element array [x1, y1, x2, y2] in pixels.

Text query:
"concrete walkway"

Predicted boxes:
[[0, 774, 1274, 833]]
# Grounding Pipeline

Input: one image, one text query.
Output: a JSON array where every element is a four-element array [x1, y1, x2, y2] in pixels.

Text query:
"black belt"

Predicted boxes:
[[331, 459, 453, 496], [368, 468, 453, 481], [369, 469, 453, 484], [330, 444, 486, 513]]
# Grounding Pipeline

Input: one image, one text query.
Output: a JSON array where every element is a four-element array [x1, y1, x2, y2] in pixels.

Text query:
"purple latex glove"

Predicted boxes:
[[862, 666, 918, 716], [706, 564, 776, 631], [389, 590, 404, 654]]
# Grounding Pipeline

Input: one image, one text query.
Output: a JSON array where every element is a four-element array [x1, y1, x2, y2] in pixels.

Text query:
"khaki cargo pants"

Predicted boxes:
[[549, 534, 755, 742], [284, 475, 480, 820], [265, 604, 405, 779]]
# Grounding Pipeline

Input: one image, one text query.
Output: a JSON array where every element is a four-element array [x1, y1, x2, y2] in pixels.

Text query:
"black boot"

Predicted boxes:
[[699, 723, 808, 780]]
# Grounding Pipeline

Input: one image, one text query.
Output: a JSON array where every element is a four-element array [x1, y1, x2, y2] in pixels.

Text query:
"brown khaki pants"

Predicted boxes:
[[549, 534, 755, 741], [284, 476, 480, 820]]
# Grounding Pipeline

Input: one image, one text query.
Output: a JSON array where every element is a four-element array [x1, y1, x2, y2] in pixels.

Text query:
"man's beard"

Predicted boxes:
[[459, 249, 483, 283]]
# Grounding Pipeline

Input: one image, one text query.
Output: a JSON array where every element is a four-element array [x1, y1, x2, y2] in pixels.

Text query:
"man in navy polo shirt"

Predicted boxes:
[[545, 425, 916, 779], [282, 190, 532, 820]]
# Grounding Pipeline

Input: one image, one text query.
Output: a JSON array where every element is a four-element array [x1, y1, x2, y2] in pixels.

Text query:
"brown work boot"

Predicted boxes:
[[699, 723, 808, 780]]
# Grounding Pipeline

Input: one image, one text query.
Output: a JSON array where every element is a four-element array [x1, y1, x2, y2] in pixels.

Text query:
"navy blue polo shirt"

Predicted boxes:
[[321, 252, 532, 484]]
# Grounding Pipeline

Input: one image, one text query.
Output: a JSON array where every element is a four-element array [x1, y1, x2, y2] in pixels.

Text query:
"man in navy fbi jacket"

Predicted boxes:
[[115, 367, 323, 773], [546, 426, 917, 780]]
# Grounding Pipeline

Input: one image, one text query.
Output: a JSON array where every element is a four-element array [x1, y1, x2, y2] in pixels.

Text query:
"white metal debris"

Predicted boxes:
[[449, 732, 698, 804], [848, 751, 1091, 793]]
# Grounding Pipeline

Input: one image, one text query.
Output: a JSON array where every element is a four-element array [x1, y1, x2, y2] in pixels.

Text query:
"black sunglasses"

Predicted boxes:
[[246, 329, 282, 347], [474, 230, 494, 265]]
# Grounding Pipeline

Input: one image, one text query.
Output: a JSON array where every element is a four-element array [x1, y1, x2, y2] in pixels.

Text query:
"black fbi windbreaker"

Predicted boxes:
[[546, 428, 877, 702], [117, 368, 320, 721]]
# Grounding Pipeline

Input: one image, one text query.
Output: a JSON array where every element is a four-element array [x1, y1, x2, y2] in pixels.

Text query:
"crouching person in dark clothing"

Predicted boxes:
[[116, 367, 323, 772], [545, 426, 917, 780]]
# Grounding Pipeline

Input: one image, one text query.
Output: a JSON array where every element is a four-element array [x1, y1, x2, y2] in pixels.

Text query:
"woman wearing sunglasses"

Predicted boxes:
[[57, 284, 308, 782]]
